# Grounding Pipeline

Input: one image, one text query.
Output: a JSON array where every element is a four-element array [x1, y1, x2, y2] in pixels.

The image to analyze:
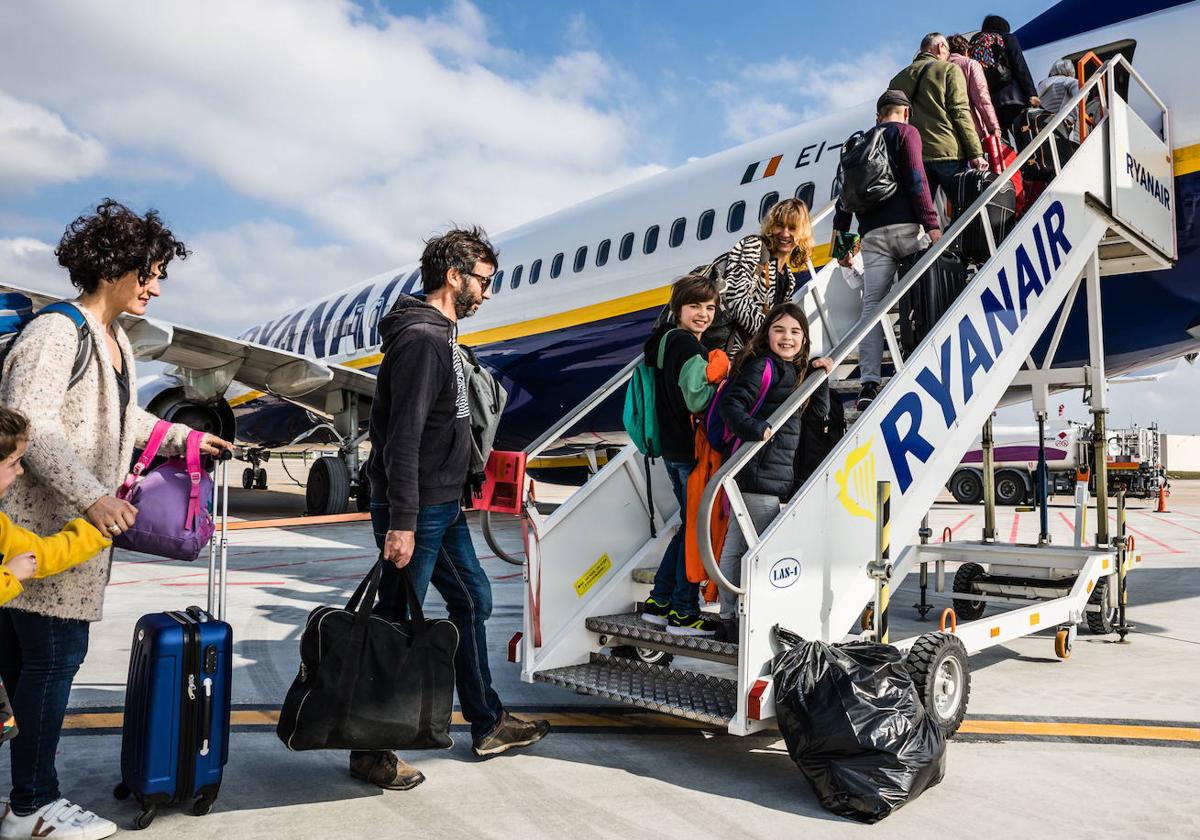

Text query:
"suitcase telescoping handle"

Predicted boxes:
[[206, 450, 233, 621]]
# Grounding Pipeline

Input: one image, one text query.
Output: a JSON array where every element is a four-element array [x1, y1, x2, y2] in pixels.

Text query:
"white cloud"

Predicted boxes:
[[0, 90, 105, 189], [0, 0, 658, 259], [714, 47, 908, 142], [0, 237, 75, 298]]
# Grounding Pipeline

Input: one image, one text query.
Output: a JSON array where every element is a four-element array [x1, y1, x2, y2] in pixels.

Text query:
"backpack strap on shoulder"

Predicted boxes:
[[750, 358, 774, 417], [37, 301, 93, 389], [656, 328, 681, 369]]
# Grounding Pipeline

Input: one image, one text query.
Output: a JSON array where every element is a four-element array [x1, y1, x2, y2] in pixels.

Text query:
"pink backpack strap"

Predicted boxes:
[[750, 358, 774, 416], [118, 420, 173, 499], [184, 430, 204, 529]]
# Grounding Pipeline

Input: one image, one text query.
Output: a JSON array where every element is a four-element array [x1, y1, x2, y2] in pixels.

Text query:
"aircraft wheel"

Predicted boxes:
[[906, 632, 970, 737], [254, 467, 268, 489], [242, 468, 255, 490], [306, 457, 350, 516], [952, 563, 987, 620]]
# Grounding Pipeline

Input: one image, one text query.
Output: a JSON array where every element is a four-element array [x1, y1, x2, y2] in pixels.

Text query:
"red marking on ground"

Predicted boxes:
[[1108, 513, 1182, 554], [239, 553, 375, 573], [160, 581, 286, 587], [492, 573, 523, 581], [950, 513, 975, 534], [1057, 511, 1075, 532], [1142, 512, 1200, 537], [1009, 512, 1021, 543]]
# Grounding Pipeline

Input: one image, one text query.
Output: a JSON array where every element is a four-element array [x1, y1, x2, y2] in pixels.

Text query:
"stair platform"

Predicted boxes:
[[533, 652, 737, 726], [586, 612, 738, 664]]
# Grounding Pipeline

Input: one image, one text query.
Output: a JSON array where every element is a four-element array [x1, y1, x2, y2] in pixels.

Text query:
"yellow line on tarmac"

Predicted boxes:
[[61, 709, 1200, 743]]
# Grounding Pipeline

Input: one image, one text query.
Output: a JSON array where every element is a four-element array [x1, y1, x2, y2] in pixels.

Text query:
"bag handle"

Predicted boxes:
[[773, 623, 805, 648], [184, 430, 205, 530], [118, 420, 172, 498], [347, 557, 428, 632]]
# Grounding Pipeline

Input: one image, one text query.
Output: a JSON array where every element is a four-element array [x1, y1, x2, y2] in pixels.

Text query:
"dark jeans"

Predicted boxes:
[[924, 158, 967, 215], [648, 460, 699, 615], [369, 500, 504, 740], [0, 610, 90, 815]]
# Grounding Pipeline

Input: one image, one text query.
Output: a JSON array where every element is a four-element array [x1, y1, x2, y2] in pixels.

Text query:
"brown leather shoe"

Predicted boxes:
[[472, 712, 550, 758], [349, 750, 425, 790]]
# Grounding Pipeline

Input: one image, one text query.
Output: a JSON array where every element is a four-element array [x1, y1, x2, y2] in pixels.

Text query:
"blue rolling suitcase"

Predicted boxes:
[[114, 452, 233, 830]]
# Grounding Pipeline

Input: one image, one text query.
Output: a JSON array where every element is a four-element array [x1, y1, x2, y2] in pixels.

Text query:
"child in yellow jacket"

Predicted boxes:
[[0, 407, 111, 741]]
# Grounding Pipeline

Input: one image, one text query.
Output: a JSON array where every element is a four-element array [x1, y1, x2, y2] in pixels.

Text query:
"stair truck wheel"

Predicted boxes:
[[951, 562, 987, 621], [305, 456, 350, 516], [906, 632, 970, 737], [1085, 576, 1117, 635], [949, 469, 984, 504], [995, 469, 1027, 506], [1055, 626, 1073, 659], [612, 645, 674, 669]]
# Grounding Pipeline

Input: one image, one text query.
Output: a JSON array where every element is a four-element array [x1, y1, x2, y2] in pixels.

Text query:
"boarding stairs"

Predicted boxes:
[[483, 57, 1175, 735]]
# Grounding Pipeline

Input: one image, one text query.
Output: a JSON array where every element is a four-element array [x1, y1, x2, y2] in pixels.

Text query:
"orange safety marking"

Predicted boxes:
[[1106, 461, 1141, 470], [990, 626, 1000, 638], [227, 512, 371, 531], [1102, 558, 1109, 570], [1029, 612, 1040, 625], [1087, 579, 1095, 593], [940, 608, 957, 633], [959, 720, 1200, 743]]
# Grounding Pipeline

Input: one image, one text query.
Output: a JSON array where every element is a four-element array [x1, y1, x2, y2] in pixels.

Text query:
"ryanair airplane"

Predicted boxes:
[[7, 0, 1198, 514]]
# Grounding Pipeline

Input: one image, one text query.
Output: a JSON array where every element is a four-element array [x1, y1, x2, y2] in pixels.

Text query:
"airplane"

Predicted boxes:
[[7, 0, 1198, 516]]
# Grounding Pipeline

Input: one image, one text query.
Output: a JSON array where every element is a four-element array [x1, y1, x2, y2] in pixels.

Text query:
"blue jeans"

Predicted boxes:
[[648, 460, 699, 615], [925, 159, 967, 215], [0, 610, 90, 815], [370, 500, 504, 740]]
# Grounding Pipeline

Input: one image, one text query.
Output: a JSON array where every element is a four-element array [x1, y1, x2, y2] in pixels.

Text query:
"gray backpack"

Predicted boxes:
[[457, 344, 508, 486]]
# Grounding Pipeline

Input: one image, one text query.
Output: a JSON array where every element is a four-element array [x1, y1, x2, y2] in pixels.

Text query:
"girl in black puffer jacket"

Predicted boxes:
[[716, 303, 832, 622]]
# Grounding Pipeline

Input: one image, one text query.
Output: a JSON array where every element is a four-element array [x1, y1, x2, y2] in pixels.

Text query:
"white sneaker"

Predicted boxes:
[[0, 799, 117, 840]]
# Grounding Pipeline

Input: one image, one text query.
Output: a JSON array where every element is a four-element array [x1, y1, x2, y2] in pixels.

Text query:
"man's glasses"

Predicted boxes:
[[461, 270, 494, 292]]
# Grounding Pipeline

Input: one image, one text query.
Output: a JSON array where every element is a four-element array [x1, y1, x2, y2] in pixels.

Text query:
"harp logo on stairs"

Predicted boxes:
[[835, 438, 877, 521]]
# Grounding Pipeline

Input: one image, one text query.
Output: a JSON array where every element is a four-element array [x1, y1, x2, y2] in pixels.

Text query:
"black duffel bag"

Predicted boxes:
[[772, 625, 946, 823], [277, 559, 459, 751]]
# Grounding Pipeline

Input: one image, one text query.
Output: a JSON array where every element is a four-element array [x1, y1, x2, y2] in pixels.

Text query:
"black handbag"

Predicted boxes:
[[276, 559, 459, 751]]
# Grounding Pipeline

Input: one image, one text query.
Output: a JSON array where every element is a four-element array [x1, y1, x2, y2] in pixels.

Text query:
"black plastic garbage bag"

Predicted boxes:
[[771, 625, 946, 823]]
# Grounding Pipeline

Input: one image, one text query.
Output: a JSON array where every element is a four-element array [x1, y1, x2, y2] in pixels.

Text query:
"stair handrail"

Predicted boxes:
[[696, 56, 1139, 595]]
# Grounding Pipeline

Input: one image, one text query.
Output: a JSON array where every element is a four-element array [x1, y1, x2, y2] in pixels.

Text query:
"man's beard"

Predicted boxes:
[[454, 283, 482, 319]]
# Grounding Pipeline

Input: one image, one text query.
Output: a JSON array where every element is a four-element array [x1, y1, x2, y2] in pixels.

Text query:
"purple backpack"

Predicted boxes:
[[113, 421, 214, 561], [704, 358, 774, 458]]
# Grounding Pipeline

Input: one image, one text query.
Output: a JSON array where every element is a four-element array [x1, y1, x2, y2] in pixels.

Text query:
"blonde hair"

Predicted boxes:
[[760, 198, 815, 271]]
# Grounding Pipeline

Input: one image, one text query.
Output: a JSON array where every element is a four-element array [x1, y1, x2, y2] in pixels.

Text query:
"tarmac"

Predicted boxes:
[[7, 457, 1200, 839]]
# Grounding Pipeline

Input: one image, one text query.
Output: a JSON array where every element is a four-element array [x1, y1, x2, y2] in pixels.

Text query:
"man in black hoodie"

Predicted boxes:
[[356, 227, 549, 791]]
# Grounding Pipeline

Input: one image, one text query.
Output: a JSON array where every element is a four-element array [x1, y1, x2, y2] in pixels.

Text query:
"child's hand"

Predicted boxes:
[[811, 357, 835, 374], [762, 425, 774, 442], [5, 553, 37, 582]]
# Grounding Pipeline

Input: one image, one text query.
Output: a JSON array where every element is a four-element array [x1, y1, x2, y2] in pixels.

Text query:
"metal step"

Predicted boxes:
[[631, 566, 656, 585], [586, 612, 738, 664], [533, 652, 737, 726]]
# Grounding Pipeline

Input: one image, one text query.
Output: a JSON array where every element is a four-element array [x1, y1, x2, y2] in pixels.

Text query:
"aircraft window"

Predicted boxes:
[[551, 252, 564, 278], [510, 264, 524, 290], [619, 232, 635, 260], [727, 201, 746, 233], [794, 182, 815, 210], [643, 225, 660, 255], [759, 191, 780, 222], [491, 270, 504, 294], [596, 238, 611, 267], [669, 217, 687, 248], [529, 258, 542, 285], [697, 209, 715, 240], [574, 245, 588, 272]]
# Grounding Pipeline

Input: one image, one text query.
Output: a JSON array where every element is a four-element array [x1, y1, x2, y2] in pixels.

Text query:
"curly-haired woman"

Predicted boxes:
[[0, 199, 230, 839]]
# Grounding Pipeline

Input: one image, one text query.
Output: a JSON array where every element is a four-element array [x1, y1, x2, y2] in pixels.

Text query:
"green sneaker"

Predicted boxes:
[[640, 597, 670, 626], [666, 610, 720, 637]]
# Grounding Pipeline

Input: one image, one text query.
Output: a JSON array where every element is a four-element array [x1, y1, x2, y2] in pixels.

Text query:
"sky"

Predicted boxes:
[[1, 0, 1197, 433]]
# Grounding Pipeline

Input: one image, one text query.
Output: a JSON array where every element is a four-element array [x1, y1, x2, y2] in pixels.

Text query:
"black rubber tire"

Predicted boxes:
[[950, 470, 984, 505], [113, 782, 130, 801], [306, 457, 350, 515], [995, 469, 1028, 506], [611, 645, 674, 669], [133, 808, 157, 830], [906, 631, 971, 737], [1085, 576, 1117, 635], [255, 467, 268, 490], [952, 562, 987, 620], [241, 467, 254, 490]]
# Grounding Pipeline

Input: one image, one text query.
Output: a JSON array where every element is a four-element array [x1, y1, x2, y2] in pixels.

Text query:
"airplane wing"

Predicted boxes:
[[1, 283, 375, 414]]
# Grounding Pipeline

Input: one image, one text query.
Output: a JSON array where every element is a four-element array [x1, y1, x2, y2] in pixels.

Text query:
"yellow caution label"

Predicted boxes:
[[574, 553, 612, 597]]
